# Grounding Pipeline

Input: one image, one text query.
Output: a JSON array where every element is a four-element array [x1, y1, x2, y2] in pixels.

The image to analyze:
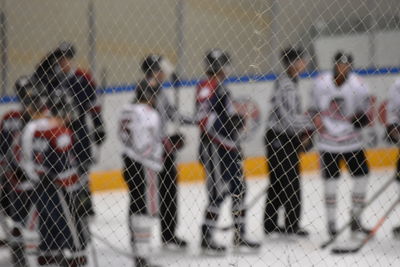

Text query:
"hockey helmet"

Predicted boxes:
[[204, 49, 231, 75], [280, 47, 305, 67], [15, 75, 46, 111], [141, 54, 174, 78], [53, 41, 76, 60], [334, 51, 353, 65]]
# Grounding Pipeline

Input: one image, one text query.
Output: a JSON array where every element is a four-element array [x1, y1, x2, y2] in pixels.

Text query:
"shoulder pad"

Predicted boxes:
[[2, 110, 23, 120], [75, 68, 96, 87]]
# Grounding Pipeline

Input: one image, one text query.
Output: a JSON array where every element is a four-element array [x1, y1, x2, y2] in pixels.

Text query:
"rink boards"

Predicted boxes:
[[89, 147, 399, 192]]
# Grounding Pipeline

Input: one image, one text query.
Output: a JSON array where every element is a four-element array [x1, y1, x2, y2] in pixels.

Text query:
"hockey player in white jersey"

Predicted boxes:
[[385, 78, 400, 238], [118, 85, 163, 267], [309, 52, 372, 238]]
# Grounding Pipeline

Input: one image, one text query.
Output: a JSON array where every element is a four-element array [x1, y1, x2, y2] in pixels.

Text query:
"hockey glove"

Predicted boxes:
[[92, 126, 106, 145], [163, 133, 185, 154], [169, 133, 185, 150], [226, 114, 245, 134], [386, 124, 400, 144], [351, 113, 370, 128]]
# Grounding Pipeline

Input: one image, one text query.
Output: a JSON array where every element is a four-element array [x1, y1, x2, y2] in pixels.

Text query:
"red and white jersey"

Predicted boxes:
[[310, 72, 370, 153], [118, 103, 163, 172], [195, 78, 220, 132], [0, 110, 25, 174], [386, 78, 400, 126], [20, 117, 79, 190]]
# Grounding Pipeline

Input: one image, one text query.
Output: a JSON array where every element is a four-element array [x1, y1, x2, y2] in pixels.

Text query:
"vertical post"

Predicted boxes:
[[88, 0, 96, 75], [269, 0, 279, 73], [368, 0, 377, 69], [175, 0, 185, 77], [0, 8, 8, 96], [174, 0, 185, 129]]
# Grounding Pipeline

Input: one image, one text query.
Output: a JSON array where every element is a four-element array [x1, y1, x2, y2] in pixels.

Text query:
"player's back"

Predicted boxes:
[[21, 117, 78, 188], [119, 103, 162, 171]]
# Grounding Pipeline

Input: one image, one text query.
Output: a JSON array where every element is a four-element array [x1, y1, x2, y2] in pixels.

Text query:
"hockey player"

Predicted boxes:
[[135, 55, 192, 249], [33, 42, 106, 217], [1, 76, 44, 266], [384, 78, 400, 238], [21, 89, 87, 266], [309, 52, 372, 238], [0, 77, 31, 224], [264, 47, 313, 237], [196, 49, 260, 253], [118, 83, 163, 267]]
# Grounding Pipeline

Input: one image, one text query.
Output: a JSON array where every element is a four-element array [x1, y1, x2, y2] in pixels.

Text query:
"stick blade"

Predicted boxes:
[[331, 247, 360, 254], [320, 242, 330, 250]]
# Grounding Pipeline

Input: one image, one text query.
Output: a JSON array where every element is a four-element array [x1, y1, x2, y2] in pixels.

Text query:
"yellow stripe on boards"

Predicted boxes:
[[89, 147, 399, 193]]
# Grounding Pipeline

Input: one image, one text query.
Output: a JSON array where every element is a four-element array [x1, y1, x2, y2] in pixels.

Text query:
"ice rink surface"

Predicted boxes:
[[0, 169, 399, 266]]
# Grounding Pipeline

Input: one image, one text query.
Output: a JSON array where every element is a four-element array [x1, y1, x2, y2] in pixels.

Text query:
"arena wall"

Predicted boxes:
[[1, 70, 399, 191]]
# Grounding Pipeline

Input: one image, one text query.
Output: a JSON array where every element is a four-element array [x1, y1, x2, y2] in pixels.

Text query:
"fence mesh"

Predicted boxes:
[[0, 0, 400, 266]]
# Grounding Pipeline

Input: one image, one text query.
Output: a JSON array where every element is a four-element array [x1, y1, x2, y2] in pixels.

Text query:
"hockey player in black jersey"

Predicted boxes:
[[33, 42, 106, 218], [22, 90, 87, 266], [196, 49, 260, 253]]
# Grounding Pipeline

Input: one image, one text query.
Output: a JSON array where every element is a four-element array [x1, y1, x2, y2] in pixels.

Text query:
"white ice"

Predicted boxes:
[[0, 169, 399, 266]]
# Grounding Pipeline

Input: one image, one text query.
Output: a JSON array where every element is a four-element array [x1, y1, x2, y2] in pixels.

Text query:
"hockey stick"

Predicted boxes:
[[331, 197, 399, 254], [215, 184, 268, 232], [320, 175, 397, 249], [86, 224, 100, 267], [0, 206, 10, 247], [171, 72, 181, 131]]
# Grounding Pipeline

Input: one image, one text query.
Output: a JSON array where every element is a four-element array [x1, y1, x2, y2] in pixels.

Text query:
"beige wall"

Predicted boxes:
[[1, 0, 398, 95]]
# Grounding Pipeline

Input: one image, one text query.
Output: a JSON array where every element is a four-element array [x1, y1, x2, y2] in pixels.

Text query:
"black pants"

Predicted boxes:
[[396, 152, 400, 183], [122, 156, 147, 215], [35, 181, 87, 255], [159, 152, 178, 242], [320, 150, 369, 179], [264, 129, 302, 232]]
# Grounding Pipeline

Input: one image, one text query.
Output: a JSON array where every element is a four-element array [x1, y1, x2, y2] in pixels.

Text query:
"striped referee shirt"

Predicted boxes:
[[267, 72, 313, 135]]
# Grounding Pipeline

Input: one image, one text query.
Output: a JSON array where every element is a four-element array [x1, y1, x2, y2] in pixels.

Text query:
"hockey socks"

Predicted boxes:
[[351, 176, 370, 234], [201, 210, 226, 253], [129, 215, 155, 262], [324, 178, 338, 235], [351, 177, 368, 221]]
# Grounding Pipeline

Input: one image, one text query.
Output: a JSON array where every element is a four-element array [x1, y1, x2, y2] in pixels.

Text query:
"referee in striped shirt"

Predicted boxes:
[[264, 47, 314, 237]]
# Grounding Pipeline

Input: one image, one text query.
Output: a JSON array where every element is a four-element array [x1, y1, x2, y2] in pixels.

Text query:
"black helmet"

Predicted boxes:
[[334, 51, 353, 64], [280, 47, 305, 67], [141, 54, 163, 76], [53, 41, 76, 60], [205, 49, 230, 75], [15, 75, 45, 111]]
